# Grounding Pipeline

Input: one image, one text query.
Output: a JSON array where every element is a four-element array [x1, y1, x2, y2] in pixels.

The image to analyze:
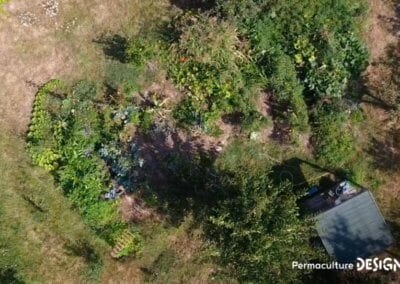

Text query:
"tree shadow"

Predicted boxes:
[[270, 157, 309, 190], [64, 240, 100, 264], [368, 136, 400, 172], [131, 122, 220, 225], [263, 92, 292, 143], [170, 0, 215, 11], [94, 34, 129, 63], [0, 269, 23, 284], [377, 3, 400, 38], [361, 42, 400, 109]]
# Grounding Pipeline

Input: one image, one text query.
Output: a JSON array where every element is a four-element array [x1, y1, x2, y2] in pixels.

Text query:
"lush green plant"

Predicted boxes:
[[27, 80, 65, 171], [268, 52, 309, 132], [312, 102, 356, 168], [207, 142, 323, 282], [27, 81, 130, 243], [167, 12, 260, 132], [115, 231, 142, 258]]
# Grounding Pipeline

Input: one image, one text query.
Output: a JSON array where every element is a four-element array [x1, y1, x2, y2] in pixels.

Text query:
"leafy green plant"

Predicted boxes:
[[207, 142, 324, 282], [167, 12, 261, 131], [312, 102, 356, 168], [27, 80, 128, 243], [115, 231, 142, 258], [27, 80, 65, 171]]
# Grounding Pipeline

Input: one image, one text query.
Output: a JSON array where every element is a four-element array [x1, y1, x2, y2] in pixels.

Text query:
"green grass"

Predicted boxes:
[[0, 0, 8, 14], [0, 125, 108, 283]]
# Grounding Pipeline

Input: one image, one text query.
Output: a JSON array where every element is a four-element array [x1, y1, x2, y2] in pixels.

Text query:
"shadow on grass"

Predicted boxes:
[[368, 136, 400, 172], [0, 269, 24, 284], [64, 240, 101, 265], [133, 125, 219, 225], [94, 34, 129, 63], [170, 0, 215, 11]]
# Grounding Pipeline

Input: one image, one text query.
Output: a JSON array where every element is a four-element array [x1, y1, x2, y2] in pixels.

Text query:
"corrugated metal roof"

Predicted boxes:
[[316, 191, 394, 262]]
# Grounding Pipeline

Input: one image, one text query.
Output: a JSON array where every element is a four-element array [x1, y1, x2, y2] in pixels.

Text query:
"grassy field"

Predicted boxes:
[[0, 124, 108, 282]]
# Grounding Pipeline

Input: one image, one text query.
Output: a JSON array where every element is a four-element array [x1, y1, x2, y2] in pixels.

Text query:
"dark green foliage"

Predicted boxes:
[[213, 0, 368, 137], [268, 52, 309, 131], [207, 142, 322, 282]]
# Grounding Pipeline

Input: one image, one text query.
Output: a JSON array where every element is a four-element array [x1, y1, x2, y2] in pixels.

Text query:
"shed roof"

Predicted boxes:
[[316, 191, 394, 263]]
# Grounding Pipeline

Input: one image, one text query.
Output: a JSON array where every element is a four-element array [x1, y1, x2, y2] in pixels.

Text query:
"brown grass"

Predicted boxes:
[[361, 1, 400, 263], [0, 0, 171, 134]]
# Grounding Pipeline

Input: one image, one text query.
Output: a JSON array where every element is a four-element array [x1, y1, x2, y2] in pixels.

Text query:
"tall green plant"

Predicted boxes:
[[207, 142, 323, 282]]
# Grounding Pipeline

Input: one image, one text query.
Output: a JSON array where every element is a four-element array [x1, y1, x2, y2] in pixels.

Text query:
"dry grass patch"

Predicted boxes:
[[0, 0, 171, 134]]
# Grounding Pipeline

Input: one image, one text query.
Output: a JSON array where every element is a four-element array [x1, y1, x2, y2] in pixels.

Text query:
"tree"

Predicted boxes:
[[206, 142, 323, 283]]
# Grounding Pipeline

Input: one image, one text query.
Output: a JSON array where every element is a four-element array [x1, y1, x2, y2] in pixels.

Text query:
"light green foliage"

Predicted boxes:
[[312, 102, 355, 168], [168, 12, 261, 131], [115, 231, 142, 258], [27, 81, 129, 243], [27, 80, 65, 171]]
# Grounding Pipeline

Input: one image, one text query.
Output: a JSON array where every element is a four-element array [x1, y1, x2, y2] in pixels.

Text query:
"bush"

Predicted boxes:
[[207, 142, 323, 282], [311, 102, 356, 168], [167, 12, 258, 131], [268, 52, 309, 132]]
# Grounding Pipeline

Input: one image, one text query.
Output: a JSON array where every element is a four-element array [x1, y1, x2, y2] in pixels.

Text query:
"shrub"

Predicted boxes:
[[268, 52, 309, 132], [311, 102, 356, 168], [167, 12, 260, 131], [207, 142, 323, 282]]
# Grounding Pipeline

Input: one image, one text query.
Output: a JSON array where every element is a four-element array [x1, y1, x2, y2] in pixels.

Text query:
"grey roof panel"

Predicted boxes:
[[316, 191, 394, 262]]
